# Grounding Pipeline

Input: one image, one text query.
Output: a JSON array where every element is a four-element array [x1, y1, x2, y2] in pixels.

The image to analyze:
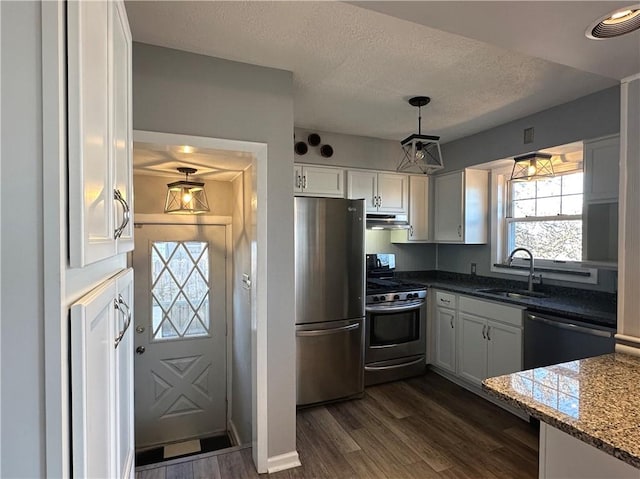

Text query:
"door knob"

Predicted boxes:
[[136, 325, 145, 334], [136, 346, 146, 355]]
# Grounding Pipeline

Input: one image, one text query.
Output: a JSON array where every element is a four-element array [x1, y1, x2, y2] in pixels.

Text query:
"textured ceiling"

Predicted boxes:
[[133, 142, 252, 181], [125, 1, 621, 143]]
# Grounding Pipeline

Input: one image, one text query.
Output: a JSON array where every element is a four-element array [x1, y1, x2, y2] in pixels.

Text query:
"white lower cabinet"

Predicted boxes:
[[431, 290, 523, 389], [71, 268, 134, 479], [457, 296, 523, 387]]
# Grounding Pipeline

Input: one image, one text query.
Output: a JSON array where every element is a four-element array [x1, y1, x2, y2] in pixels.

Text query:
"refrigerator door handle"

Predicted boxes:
[[296, 322, 360, 337]]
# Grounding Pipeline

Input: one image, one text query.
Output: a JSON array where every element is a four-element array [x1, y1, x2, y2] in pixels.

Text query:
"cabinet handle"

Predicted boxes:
[[114, 189, 130, 239], [303, 175, 307, 189], [409, 225, 414, 237], [378, 196, 382, 207], [440, 298, 451, 304], [295, 174, 301, 188], [487, 326, 491, 340], [482, 324, 486, 339], [113, 294, 132, 349], [457, 225, 462, 238], [450, 317, 454, 329]]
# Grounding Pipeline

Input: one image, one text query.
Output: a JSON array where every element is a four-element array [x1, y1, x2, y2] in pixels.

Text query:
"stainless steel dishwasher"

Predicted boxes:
[[524, 311, 615, 370]]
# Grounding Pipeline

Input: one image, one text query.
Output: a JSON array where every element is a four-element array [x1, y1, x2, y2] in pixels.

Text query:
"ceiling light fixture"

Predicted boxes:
[[397, 96, 444, 174], [510, 152, 554, 181], [586, 5, 640, 39], [164, 167, 210, 214]]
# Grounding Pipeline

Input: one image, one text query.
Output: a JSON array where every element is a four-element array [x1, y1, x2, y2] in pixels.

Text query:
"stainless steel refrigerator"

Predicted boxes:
[[295, 197, 365, 406]]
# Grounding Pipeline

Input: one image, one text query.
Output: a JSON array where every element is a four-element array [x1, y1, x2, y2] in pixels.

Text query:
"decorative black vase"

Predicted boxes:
[[320, 144, 334, 158], [294, 142, 308, 155]]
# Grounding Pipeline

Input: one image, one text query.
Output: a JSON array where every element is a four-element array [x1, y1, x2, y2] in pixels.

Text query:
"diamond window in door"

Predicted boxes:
[[151, 241, 211, 340]]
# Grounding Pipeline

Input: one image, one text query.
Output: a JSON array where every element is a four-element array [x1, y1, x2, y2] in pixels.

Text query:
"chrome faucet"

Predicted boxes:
[[507, 247, 535, 292]]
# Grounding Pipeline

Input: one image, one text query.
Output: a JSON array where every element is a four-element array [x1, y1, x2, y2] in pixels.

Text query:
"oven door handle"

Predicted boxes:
[[366, 301, 424, 313], [365, 357, 425, 371]]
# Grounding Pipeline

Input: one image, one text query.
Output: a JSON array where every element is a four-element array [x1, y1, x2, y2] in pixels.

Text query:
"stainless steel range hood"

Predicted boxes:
[[366, 213, 410, 230]]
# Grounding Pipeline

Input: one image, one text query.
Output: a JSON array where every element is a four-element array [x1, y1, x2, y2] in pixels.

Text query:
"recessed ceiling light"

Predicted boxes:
[[179, 145, 195, 154], [586, 5, 640, 39]]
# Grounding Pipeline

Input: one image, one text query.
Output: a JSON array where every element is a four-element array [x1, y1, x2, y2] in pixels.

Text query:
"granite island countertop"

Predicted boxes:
[[482, 353, 640, 469], [395, 271, 616, 328]]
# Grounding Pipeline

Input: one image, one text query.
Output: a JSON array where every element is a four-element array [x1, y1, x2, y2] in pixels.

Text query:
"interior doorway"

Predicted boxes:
[[130, 130, 267, 468]]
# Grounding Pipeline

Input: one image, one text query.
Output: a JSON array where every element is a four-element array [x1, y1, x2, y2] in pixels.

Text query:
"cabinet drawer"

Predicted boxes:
[[435, 291, 456, 308], [459, 295, 523, 327]]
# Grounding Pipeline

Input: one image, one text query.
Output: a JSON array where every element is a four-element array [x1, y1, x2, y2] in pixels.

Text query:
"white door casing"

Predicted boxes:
[[133, 224, 227, 449]]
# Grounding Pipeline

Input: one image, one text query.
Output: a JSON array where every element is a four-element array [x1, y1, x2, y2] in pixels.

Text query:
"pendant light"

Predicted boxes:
[[164, 167, 210, 214], [510, 152, 554, 181], [397, 96, 444, 174]]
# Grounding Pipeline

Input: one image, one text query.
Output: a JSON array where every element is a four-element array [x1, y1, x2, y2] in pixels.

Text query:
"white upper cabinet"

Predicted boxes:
[[391, 175, 430, 243], [68, 0, 133, 268], [583, 135, 620, 203], [347, 170, 408, 214], [434, 169, 488, 244], [294, 164, 345, 198]]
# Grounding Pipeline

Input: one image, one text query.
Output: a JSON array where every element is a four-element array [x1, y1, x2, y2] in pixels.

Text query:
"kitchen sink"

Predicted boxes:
[[476, 288, 547, 299]]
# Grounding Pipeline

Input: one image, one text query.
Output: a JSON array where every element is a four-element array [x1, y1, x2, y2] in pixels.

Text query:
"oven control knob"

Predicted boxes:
[[373, 296, 379, 302], [394, 294, 400, 300], [406, 293, 413, 299]]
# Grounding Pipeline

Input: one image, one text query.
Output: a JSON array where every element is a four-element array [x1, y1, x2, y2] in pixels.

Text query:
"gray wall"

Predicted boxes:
[[133, 43, 296, 458], [365, 231, 437, 271], [231, 169, 253, 443], [436, 86, 621, 292], [133, 174, 233, 216], [1, 2, 46, 477], [294, 127, 399, 171]]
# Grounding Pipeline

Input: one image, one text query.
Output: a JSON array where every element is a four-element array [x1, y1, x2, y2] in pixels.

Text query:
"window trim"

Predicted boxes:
[[490, 168, 598, 284]]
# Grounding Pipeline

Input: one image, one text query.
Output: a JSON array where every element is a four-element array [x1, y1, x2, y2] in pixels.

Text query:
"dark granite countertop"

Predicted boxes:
[[483, 353, 640, 469], [395, 271, 617, 328]]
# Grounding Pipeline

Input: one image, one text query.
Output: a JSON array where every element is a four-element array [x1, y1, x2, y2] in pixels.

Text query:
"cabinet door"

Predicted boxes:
[[377, 173, 408, 214], [114, 269, 134, 479], [584, 135, 620, 203], [293, 165, 304, 193], [347, 170, 377, 212], [457, 313, 487, 386], [112, 1, 134, 254], [434, 307, 456, 373], [301, 165, 345, 198], [68, 0, 116, 267], [486, 320, 522, 379], [434, 171, 464, 242], [71, 278, 118, 479], [408, 175, 429, 240]]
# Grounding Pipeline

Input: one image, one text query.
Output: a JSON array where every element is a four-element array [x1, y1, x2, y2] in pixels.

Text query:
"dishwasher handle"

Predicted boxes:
[[526, 313, 614, 338]]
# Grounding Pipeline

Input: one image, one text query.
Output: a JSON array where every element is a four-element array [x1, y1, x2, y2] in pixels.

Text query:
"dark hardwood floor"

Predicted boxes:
[[136, 371, 539, 479]]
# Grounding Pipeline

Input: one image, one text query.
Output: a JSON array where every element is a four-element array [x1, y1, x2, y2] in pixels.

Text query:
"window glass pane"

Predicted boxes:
[[512, 181, 536, 200], [562, 194, 583, 215], [562, 173, 583, 195], [512, 199, 535, 218], [537, 197, 561, 216], [510, 220, 582, 261], [536, 176, 562, 198]]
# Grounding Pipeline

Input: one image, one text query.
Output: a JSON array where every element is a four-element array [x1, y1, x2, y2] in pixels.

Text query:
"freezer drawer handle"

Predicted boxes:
[[297, 322, 360, 337], [365, 300, 424, 313], [527, 314, 614, 338], [364, 357, 424, 371]]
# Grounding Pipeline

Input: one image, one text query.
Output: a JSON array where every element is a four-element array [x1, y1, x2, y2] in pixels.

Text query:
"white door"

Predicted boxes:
[[133, 224, 227, 449], [435, 171, 464, 242], [434, 307, 456, 374], [486, 320, 522, 379], [457, 312, 487, 386], [347, 170, 378, 212], [408, 175, 429, 241], [376, 173, 408, 214], [301, 165, 345, 197]]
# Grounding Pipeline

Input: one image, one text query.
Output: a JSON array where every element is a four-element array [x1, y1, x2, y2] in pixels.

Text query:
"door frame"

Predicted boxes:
[[133, 130, 269, 472], [132, 217, 233, 448]]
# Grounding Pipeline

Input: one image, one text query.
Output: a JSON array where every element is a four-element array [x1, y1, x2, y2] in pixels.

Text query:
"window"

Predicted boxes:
[[507, 172, 583, 262]]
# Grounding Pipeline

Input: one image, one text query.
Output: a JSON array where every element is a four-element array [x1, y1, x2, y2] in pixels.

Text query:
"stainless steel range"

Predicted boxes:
[[364, 254, 427, 386]]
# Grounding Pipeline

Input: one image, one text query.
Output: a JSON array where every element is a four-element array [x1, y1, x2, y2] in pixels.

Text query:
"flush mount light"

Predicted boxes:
[[586, 5, 640, 39], [164, 167, 210, 214], [510, 152, 554, 181], [397, 96, 444, 174]]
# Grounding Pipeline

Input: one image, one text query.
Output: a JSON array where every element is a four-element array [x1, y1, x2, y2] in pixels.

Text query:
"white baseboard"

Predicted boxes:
[[228, 419, 242, 447], [267, 451, 302, 474]]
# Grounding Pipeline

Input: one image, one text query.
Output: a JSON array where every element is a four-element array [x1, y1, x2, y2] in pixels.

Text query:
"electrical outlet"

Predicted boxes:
[[471, 263, 477, 276]]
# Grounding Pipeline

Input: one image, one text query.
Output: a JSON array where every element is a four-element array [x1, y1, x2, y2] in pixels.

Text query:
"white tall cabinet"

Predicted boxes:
[[391, 175, 430, 243], [67, 1, 135, 478], [68, 0, 133, 268]]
